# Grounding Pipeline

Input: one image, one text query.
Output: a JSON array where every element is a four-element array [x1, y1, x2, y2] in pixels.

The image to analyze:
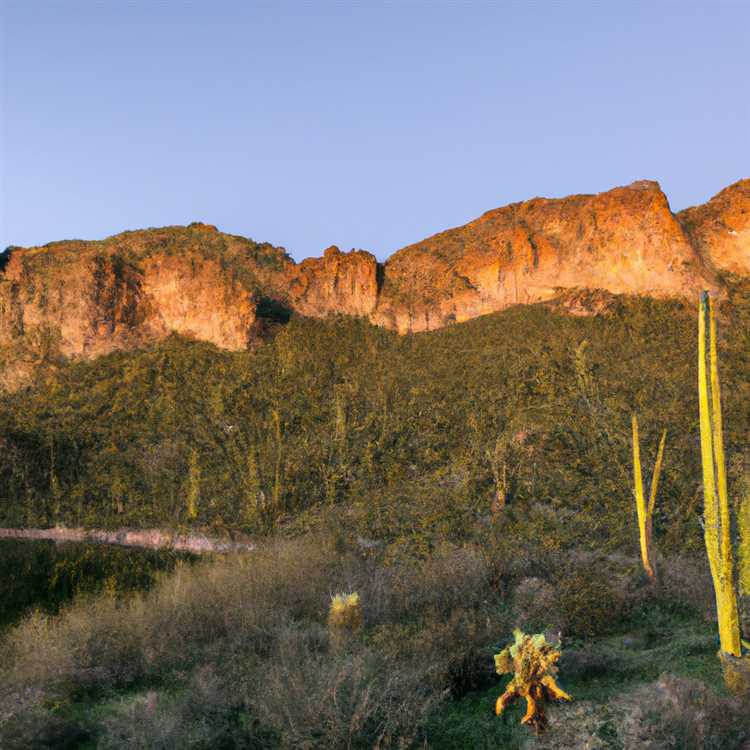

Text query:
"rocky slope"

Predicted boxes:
[[1, 178, 748, 385]]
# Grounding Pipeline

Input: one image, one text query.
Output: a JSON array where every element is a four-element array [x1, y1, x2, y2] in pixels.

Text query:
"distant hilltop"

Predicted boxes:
[[1, 178, 748, 386]]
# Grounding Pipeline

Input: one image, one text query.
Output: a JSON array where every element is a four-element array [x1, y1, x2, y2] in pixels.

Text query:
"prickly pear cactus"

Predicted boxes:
[[494, 629, 572, 733]]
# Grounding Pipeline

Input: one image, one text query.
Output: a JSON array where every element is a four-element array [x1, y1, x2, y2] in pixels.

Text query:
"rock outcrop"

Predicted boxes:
[[1, 178, 748, 385], [285, 245, 379, 318], [677, 178, 750, 278], [374, 180, 721, 332]]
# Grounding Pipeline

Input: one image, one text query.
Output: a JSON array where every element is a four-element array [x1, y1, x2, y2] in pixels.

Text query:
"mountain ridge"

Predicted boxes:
[[1, 178, 748, 387]]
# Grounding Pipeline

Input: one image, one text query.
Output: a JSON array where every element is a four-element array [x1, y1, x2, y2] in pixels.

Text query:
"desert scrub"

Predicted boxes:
[[0, 535, 513, 748], [494, 629, 571, 733], [0, 294, 729, 550]]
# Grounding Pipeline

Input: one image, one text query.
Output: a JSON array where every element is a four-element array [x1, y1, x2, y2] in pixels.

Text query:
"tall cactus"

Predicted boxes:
[[632, 414, 666, 581], [738, 473, 750, 596], [698, 291, 741, 658]]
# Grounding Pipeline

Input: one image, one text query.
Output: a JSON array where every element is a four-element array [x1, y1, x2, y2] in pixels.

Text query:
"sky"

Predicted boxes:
[[1, 1, 748, 262]]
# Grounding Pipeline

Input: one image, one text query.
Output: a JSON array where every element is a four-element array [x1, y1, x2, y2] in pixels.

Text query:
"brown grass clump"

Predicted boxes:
[[534, 674, 750, 750]]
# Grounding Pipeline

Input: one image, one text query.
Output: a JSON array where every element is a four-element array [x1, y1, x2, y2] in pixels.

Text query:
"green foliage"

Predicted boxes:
[[0, 539, 191, 629], [1, 291, 750, 557]]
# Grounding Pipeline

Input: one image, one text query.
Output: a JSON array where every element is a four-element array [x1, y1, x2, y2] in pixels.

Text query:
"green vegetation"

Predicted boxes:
[[1, 534, 747, 749], [0, 540, 193, 629], [3, 289, 750, 558], [3, 287, 750, 746]]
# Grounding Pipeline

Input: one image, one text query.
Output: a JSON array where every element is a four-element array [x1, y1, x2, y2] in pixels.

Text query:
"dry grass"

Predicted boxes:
[[0, 533, 739, 748], [0, 535, 512, 748]]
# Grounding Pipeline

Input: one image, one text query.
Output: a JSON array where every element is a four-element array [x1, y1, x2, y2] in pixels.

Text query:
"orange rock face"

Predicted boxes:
[[1, 179, 748, 382], [140, 254, 256, 349], [373, 180, 721, 332], [677, 179, 750, 278], [285, 246, 379, 318], [0, 231, 257, 361]]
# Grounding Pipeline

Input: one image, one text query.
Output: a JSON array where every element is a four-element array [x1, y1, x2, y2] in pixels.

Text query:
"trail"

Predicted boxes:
[[0, 526, 254, 553]]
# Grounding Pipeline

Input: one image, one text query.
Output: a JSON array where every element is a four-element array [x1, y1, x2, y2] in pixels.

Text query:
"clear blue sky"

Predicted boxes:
[[1, 1, 748, 261]]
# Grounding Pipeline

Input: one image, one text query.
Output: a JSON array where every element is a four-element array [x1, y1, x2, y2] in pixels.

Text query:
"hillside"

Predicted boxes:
[[2, 284, 750, 553], [1, 179, 748, 389]]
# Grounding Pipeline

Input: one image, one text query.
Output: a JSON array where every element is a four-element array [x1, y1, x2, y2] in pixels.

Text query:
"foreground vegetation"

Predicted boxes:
[[3, 286, 750, 746], [1, 533, 748, 749]]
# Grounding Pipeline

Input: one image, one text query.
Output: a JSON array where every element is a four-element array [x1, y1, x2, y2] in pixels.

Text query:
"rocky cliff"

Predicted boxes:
[[676, 179, 750, 278], [1, 179, 748, 385]]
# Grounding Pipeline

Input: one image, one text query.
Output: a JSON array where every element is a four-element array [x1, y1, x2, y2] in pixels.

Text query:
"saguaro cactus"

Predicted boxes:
[[631, 414, 667, 581], [739, 477, 750, 596], [698, 292, 741, 659]]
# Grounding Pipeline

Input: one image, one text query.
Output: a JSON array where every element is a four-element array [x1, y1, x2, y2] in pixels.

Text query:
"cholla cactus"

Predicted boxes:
[[328, 592, 362, 648], [494, 629, 571, 733]]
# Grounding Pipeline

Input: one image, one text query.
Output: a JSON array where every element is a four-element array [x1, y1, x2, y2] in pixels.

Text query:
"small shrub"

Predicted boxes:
[[511, 577, 562, 633], [251, 624, 435, 750]]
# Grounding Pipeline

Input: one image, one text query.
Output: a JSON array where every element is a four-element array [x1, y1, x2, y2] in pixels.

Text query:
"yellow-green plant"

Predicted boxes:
[[271, 408, 283, 512], [494, 629, 571, 733], [631, 414, 667, 581], [185, 448, 200, 521], [737, 472, 750, 597], [698, 292, 741, 659], [328, 592, 363, 648]]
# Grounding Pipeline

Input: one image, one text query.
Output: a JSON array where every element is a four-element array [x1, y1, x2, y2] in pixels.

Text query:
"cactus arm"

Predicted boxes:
[[708, 297, 731, 548], [699, 293, 721, 585], [540, 674, 572, 702], [708, 298, 742, 657], [647, 430, 667, 518], [495, 681, 518, 716], [520, 690, 538, 725], [739, 479, 750, 596], [632, 414, 655, 579]]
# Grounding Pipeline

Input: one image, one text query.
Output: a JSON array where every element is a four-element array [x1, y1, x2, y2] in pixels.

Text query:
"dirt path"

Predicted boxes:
[[0, 526, 254, 554]]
